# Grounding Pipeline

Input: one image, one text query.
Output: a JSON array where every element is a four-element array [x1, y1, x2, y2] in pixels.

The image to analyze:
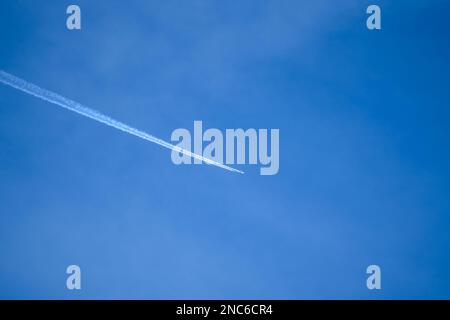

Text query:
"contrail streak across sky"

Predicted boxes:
[[0, 70, 243, 174]]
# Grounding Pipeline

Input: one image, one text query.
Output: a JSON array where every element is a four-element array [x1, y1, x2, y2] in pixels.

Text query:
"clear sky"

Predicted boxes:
[[1, 0, 450, 299]]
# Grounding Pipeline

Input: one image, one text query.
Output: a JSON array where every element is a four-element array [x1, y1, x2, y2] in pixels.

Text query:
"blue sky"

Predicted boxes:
[[1, 0, 450, 299]]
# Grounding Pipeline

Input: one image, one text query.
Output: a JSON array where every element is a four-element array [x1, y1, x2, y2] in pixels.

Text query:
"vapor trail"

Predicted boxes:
[[0, 70, 243, 174]]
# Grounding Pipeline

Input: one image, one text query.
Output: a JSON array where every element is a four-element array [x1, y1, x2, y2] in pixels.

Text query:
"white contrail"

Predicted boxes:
[[0, 70, 244, 174]]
